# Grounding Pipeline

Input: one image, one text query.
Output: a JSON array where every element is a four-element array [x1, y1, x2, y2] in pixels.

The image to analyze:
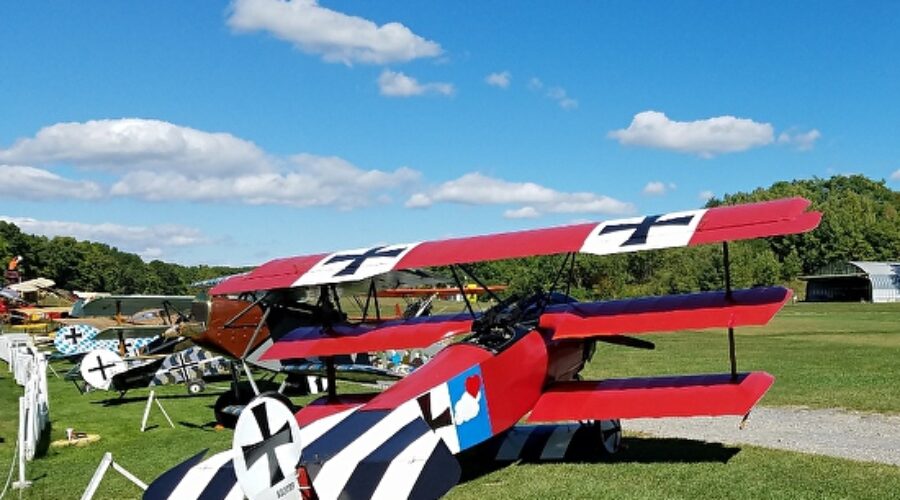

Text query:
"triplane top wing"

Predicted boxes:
[[212, 197, 820, 295]]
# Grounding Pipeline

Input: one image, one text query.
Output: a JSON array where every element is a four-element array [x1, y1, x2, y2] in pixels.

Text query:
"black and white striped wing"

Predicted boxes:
[[143, 449, 241, 500]]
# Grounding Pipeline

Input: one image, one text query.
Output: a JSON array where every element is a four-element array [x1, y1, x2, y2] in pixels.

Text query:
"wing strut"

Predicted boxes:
[[723, 241, 737, 381], [240, 304, 271, 360], [326, 357, 337, 401], [458, 264, 503, 303], [361, 280, 375, 322], [224, 293, 267, 328], [450, 266, 476, 318]]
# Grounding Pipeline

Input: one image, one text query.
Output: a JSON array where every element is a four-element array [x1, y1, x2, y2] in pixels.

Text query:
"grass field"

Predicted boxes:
[[0, 302, 898, 499]]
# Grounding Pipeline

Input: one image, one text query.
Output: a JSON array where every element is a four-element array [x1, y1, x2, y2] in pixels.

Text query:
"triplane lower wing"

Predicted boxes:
[[146, 197, 822, 500]]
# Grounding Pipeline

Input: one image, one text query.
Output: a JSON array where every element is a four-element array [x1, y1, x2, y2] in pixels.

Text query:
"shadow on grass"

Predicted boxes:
[[615, 436, 740, 463], [29, 472, 47, 485], [35, 420, 52, 458], [458, 435, 740, 484], [91, 392, 224, 407], [178, 421, 221, 431]]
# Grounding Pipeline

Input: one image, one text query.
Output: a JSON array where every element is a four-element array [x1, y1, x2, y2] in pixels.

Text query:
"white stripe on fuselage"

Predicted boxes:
[[370, 430, 440, 500], [311, 402, 421, 500], [496, 426, 535, 461], [540, 424, 578, 460], [168, 449, 234, 499], [298, 406, 360, 447]]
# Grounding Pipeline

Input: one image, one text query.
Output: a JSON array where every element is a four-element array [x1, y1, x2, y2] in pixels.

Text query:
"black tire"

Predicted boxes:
[[186, 380, 205, 395], [214, 383, 254, 428], [600, 419, 623, 454], [213, 383, 297, 428], [256, 391, 299, 414]]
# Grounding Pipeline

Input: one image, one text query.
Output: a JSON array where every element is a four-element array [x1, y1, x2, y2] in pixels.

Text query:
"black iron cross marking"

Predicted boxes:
[[65, 327, 83, 345], [241, 403, 293, 487], [325, 246, 406, 277], [87, 355, 117, 381], [417, 393, 452, 430], [169, 352, 201, 381], [598, 214, 695, 247]]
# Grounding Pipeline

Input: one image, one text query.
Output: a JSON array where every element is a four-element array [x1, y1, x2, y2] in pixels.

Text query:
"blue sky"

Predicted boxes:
[[1, 1, 898, 265]]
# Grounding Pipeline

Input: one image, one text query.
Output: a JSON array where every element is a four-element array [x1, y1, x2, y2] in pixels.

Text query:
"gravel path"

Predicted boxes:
[[625, 406, 900, 466]]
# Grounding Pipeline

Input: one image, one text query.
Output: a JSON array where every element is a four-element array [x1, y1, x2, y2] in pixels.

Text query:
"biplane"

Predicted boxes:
[[145, 197, 821, 500], [171, 270, 459, 426], [73, 345, 231, 395], [55, 295, 232, 395], [1, 278, 73, 333], [53, 295, 194, 358]]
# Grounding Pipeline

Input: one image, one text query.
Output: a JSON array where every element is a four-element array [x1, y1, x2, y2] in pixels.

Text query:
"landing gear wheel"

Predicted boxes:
[[214, 382, 255, 429], [256, 390, 299, 414], [187, 380, 206, 395], [600, 419, 622, 454]]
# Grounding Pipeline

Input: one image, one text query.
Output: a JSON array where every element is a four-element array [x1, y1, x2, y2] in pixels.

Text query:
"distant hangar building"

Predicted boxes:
[[802, 261, 900, 303]]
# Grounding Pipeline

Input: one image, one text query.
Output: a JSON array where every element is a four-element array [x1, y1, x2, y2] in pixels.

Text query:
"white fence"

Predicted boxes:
[[1, 334, 51, 491], [0, 333, 31, 365]]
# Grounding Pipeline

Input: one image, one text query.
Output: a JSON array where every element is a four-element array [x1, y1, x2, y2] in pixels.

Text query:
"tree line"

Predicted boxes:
[[2, 175, 897, 299], [0, 225, 246, 295]]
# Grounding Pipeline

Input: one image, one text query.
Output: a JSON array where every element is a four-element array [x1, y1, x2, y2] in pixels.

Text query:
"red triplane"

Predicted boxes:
[[146, 197, 821, 500]]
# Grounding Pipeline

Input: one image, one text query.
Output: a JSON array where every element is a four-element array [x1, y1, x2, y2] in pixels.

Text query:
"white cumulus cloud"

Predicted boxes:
[[0, 165, 103, 200], [642, 181, 675, 196], [485, 71, 511, 89], [609, 111, 775, 158], [111, 153, 420, 209], [0, 216, 209, 261], [546, 86, 578, 110], [890, 170, 900, 181], [3, 118, 421, 209], [777, 129, 821, 151], [0, 118, 270, 175], [406, 172, 633, 217], [699, 190, 716, 201], [378, 70, 454, 97], [527, 78, 577, 110], [503, 206, 540, 219], [227, 0, 442, 65]]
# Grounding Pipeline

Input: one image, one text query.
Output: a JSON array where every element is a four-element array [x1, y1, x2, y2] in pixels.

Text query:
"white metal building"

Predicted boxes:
[[802, 261, 900, 303]]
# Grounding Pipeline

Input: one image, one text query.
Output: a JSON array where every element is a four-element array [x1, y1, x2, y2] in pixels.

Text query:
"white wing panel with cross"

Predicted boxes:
[[580, 209, 707, 255], [292, 243, 420, 287]]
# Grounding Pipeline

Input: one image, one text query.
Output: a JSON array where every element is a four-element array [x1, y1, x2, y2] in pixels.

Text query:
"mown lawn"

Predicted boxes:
[[0, 302, 897, 499]]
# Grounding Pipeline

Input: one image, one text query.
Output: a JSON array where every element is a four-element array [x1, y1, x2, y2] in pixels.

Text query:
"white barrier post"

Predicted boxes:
[[80, 452, 147, 500], [12, 397, 31, 490], [80, 453, 113, 500], [141, 390, 175, 432], [5, 339, 51, 492]]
